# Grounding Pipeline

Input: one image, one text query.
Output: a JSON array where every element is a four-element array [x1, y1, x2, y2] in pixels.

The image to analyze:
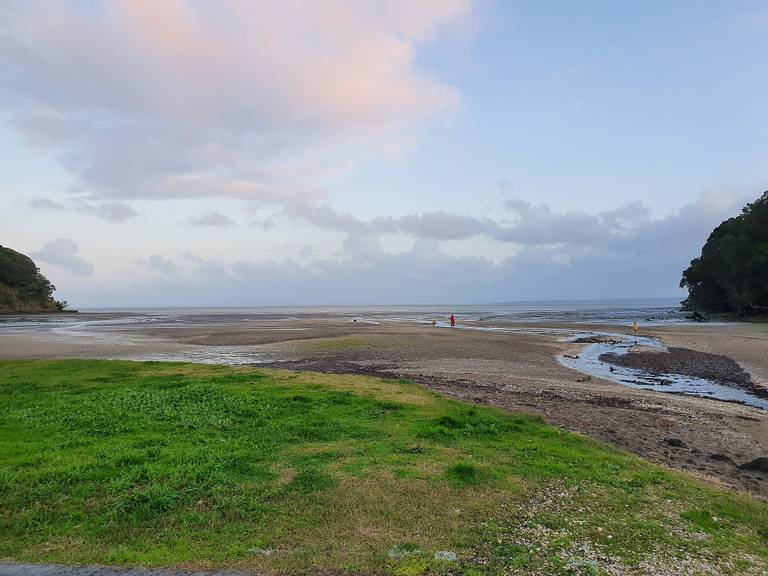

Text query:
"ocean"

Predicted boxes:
[[0, 297, 687, 329]]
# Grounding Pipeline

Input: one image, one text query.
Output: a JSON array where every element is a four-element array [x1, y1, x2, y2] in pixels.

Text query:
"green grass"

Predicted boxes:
[[0, 360, 766, 575]]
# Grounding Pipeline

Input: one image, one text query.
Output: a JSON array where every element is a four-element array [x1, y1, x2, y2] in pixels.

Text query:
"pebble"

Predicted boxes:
[[664, 438, 686, 448]]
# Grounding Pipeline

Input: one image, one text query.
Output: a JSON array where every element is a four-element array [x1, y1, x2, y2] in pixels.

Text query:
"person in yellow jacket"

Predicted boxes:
[[632, 321, 639, 335]]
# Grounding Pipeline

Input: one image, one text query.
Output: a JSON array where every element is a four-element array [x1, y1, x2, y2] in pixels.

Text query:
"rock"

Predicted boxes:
[[708, 453, 736, 465], [564, 354, 579, 359], [691, 311, 708, 322], [434, 551, 457, 561], [576, 375, 591, 382], [739, 457, 768, 472], [571, 336, 619, 344], [569, 559, 599, 570], [685, 311, 708, 322], [664, 438, 686, 448], [388, 546, 420, 558]]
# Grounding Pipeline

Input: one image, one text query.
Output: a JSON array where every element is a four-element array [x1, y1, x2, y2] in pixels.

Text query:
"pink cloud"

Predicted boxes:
[[1, 0, 469, 201]]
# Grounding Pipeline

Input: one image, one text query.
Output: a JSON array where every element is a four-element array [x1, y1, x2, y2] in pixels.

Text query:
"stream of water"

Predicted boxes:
[[556, 332, 768, 409]]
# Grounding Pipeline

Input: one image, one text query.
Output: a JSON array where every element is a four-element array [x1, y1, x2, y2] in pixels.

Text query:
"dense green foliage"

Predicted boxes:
[[681, 192, 768, 316], [1, 360, 765, 574], [0, 245, 64, 312], [0, 245, 55, 300]]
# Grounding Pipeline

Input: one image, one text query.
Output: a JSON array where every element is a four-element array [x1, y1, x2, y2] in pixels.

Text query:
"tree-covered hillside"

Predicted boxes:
[[681, 192, 768, 316], [0, 245, 66, 313]]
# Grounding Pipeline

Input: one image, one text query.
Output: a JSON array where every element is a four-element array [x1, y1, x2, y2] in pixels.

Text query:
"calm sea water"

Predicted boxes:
[[1, 297, 685, 328]]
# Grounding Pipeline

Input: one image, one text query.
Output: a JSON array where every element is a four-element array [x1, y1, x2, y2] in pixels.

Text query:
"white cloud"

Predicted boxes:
[[251, 218, 276, 230], [185, 211, 236, 227], [137, 254, 179, 277], [31, 238, 94, 276], [73, 199, 138, 222], [1, 0, 467, 204], [27, 196, 137, 221], [63, 190, 757, 306], [28, 197, 67, 210], [278, 190, 752, 258], [395, 211, 495, 240]]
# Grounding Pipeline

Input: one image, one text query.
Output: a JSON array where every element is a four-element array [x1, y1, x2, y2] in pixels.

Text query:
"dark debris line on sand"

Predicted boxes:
[[599, 346, 768, 398], [0, 565, 250, 576]]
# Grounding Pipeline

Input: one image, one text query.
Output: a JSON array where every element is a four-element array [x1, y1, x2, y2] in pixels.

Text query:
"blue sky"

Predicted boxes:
[[329, 1, 768, 216], [1, 1, 766, 306]]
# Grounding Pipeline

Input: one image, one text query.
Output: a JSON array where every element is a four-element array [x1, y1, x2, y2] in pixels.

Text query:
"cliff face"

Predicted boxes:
[[0, 282, 58, 313], [0, 245, 62, 313]]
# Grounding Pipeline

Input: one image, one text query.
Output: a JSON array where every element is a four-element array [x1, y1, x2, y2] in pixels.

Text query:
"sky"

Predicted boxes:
[[1, 0, 767, 307]]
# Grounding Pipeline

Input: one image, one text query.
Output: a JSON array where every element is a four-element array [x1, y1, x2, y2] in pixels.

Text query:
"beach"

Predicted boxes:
[[1, 305, 766, 497]]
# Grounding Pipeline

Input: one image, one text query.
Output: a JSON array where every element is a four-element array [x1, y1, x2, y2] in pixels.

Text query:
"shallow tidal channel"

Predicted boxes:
[[557, 332, 768, 410]]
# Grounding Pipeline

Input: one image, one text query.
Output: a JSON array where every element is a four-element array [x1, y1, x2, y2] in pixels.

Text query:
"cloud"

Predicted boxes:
[[1, 0, 467, 203], [31, 238, 94, 275], [27, 196, 137, 221], [80, 241, 674, 306], [28, 197, 67, 210], [252, 218, 276, 230], [137, 254, 179, 276], [396, 211, 495, 240], [186, 211, 235, 227], [280, 191, 752, 261], [72, 190, 756, 306], [284, 202, 369, 234], [73, 199, 138, 221]]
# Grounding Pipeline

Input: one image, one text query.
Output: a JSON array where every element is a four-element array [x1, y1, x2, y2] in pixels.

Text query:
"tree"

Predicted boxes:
[[0, 246, 55, 299], [681, 192, 768, 316], [0, 245, 64, 311]]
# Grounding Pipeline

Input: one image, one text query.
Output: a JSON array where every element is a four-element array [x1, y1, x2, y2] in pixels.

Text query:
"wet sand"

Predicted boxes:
[[1, 316, 766, 497]]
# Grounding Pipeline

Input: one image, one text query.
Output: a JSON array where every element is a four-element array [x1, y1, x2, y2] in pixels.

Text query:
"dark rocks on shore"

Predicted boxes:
[[709, 453, 736, 465], [686, 311, 709, 322], [599, 347, 765, 397], [739, 457, 768, 473], [664, 438, 686, 448], [571, 335, 621, 344]]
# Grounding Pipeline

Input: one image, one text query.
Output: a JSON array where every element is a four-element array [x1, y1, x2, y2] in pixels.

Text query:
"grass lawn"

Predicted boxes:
[[0, 359, 766, 575]]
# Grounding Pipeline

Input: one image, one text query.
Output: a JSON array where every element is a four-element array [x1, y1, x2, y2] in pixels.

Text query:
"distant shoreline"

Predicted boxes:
[[0, 310, 79, 316]]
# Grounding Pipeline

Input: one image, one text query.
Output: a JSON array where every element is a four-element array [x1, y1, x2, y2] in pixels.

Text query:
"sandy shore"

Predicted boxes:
[[1, 316, 766, 497]]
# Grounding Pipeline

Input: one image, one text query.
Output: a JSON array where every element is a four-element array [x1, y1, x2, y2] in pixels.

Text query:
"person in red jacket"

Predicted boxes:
[[450, 313, 456, 327]]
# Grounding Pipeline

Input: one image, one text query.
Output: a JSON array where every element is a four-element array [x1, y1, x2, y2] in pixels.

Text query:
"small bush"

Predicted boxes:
[[445, 462, 484, 487]]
